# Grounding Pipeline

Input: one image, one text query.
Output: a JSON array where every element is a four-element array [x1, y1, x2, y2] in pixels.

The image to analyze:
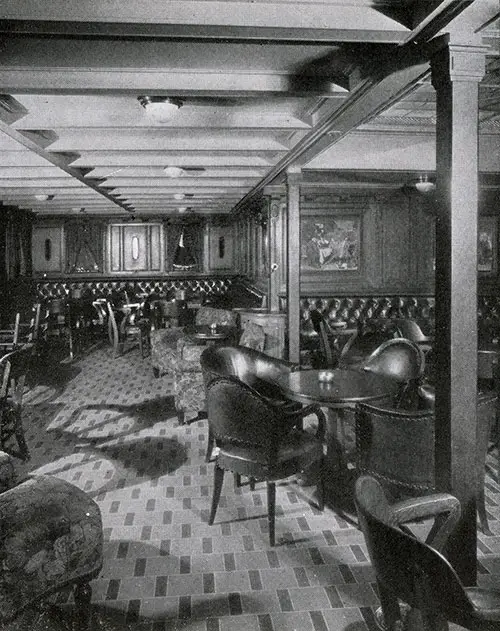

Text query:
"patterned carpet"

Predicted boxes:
[[11, 341, 500, 631]]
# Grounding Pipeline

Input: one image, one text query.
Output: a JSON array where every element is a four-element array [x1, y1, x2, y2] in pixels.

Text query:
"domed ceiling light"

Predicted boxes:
[[174, 193, 186, 200], [138, 96, 183, 122], [414, 175, 436, 194], [164, 166, 185, 178], [34, 193, 54, 201]]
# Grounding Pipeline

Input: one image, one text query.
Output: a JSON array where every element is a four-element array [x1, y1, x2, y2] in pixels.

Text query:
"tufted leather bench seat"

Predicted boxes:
[[300, 294, 500, 363], [35, 276, 240, 301]]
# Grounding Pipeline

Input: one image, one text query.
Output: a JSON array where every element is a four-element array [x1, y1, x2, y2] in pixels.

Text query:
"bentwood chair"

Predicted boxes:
[[338, 319, 399, 370], [0, 343, 34, 461], [355, 391, 497, 534], [107, 300, 151, 358], [355, 475, 500, 631], [309, 310, 339, 368], [0, 312, 21, 356], [205, 375, 326, 546]]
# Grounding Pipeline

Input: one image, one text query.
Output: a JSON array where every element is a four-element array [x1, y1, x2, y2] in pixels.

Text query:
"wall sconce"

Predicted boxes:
[[414, 175, 436, 194]]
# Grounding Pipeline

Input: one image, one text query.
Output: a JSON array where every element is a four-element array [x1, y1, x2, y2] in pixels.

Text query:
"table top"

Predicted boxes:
[[185, 325, 231, 341], [479, 342, 500, 354], [275, 368, 398, 408]]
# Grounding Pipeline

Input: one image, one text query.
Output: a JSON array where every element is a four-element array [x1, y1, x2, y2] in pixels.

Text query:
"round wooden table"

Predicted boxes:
[[275, 368, 398, 480], [185, 325, 232, 346]]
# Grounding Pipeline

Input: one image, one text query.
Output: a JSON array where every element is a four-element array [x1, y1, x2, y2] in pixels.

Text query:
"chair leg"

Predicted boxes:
[[478, 487, 493, 536], [205, 428, 215, 462], [317, 455, 325, 511], [209, 464, 225, 525], [73, 579, 93, 631], [267, 481, 276, 546], [376, 582, 403, 631]]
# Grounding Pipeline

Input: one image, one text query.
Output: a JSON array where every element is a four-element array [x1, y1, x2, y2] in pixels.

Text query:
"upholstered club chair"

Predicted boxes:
[[0, 450, 103, 629], [173, 338, 206, 424], [150, 305, 239, 379], [150, 327, 185, 378]]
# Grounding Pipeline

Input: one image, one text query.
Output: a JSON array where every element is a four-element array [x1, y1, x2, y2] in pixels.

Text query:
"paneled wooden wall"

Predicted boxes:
[[263, 186, 499, 298]]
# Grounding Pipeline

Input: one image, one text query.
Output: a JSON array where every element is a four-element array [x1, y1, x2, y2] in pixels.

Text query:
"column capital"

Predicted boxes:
[[431, 37, 488, 87], [285, 166, 302, 186]]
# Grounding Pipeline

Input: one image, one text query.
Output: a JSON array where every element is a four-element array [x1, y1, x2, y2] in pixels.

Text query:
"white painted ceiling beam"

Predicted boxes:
[[0, 1, 410, 37], [69, 153, 277, 168], [85, 167, 269, 179], [43, 130, 291, 152]]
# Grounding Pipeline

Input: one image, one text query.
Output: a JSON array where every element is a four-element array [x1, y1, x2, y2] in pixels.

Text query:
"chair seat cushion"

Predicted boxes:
[[217, 430, 323, 480]]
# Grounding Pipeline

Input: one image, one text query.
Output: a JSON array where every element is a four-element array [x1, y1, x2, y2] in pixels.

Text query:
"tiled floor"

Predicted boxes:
[[12, 341, 500, 630]]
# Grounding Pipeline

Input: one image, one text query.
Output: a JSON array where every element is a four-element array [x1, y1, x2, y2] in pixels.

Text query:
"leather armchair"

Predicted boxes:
[[200, 344, 300, 402], [355, 391, 497, 534], [206, 375, 325, 546], [200, 345, 305, 461], [0, 451, 102, 628]]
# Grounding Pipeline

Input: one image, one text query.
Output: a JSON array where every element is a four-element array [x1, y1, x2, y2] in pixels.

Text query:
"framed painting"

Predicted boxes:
[[301, 215, 360, 271], [478, 216, 497, 275]]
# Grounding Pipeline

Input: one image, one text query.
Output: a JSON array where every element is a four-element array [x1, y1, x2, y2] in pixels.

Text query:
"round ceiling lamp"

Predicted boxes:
[[164, 166, 185, 178], [137, 96, 183, 122], [414, 175, 436, 194], [174, 193, 186, 200], [34, 193, 53, 201]]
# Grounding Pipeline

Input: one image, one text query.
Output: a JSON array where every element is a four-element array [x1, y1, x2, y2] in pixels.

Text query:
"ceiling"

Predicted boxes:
[[0, 1, 499, 218]]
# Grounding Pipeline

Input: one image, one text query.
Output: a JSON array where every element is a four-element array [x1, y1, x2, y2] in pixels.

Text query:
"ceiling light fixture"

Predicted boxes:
[[414, 175, 436, 194], [164, 166, 184, 178], [34, 193, 50, 201], [138, 96, 183, 122], [174, 193, 186, 200], [178, 207, 188, 213]]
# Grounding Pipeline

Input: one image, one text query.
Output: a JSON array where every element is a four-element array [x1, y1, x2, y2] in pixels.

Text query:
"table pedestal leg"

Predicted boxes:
[[323, 407, 358, 517]]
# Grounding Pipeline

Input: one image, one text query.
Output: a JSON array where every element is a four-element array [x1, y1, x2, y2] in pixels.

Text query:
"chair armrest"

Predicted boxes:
[[390, 493, 461, 550]]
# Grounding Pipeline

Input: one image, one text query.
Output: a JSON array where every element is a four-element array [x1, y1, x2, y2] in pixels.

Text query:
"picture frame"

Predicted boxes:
[[478, 216, 497, 275], [301, 215, 360, 272]]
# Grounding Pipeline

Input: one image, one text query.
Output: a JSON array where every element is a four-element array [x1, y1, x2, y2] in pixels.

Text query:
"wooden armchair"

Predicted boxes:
[[355, 475, 500, 631]]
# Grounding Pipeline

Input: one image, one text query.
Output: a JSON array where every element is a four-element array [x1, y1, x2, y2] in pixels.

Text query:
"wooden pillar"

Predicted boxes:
[[286, 168, 301, 363], [431, 37, 486, 585], [268, 197, 282, 313]]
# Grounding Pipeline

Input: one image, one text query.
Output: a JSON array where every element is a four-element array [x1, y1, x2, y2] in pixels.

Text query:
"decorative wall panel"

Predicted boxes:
[[32, 225, 64, 273], [109, 223, 163, 274], [208, 225, 234, 270]]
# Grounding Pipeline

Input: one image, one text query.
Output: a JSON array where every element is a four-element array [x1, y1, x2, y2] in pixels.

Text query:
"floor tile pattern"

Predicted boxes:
[[11, 341, 500, 630]]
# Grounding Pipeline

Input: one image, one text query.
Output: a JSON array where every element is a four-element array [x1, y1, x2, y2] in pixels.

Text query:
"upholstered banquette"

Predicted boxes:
[[35, 276, 264, 306]]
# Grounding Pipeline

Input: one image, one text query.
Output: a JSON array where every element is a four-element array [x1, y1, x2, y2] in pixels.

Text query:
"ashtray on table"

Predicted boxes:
[[318, 370, 335, 382], [330, 320, 347, 330]]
